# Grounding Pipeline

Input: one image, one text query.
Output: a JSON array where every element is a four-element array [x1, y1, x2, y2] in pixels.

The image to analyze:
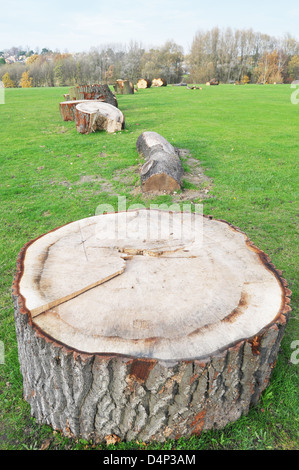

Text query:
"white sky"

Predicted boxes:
[[1, 0, 298, 53]]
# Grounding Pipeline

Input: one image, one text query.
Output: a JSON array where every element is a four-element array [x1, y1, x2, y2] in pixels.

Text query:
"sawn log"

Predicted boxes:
[[136, 131, 184, 193], [152, 78, 167, 87], [137, 78, 152, 89]]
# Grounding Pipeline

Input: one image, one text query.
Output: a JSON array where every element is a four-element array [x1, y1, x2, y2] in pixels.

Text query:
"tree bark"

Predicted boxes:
[[69, 84, 118, 108], [137, 78, 152, 89], [114, 79, 134, 94], [12, 209, 291, 442], [136, 131, 184, 193], [75, 101, 125, 134]]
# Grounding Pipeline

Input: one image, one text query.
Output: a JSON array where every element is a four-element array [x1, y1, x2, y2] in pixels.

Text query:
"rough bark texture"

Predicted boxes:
[[75, 102, 125, 134], [136, 131, 184, 193], [69, 84, 118, 108], [59, 100, 103, 121], [114, 80, 134, 95], [152, 78, 167, 87], [137, 78, 152, 89], [12, 210, 291, 443]]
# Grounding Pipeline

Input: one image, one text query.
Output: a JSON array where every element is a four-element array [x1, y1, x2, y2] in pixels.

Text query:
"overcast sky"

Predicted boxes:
[[1, 0, 298, 53]]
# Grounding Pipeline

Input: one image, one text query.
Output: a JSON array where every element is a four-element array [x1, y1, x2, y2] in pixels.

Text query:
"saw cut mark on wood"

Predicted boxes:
[[136, 131, 184, 193], [75, 101, 125, 134], [19, 220, 126, 317]]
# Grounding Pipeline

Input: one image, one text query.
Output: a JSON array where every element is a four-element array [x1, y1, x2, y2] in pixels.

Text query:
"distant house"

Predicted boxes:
[[5, 56, 16, 64]]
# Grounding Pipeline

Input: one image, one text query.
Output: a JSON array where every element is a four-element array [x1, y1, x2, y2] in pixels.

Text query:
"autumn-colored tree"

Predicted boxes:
[[288, 55, 299, 80], [2, 72, 15, 88], [26, 54, 39, 65], [254, 50, 283, 84], [241, 75, 250, 84], [20, 71, 33, 87]]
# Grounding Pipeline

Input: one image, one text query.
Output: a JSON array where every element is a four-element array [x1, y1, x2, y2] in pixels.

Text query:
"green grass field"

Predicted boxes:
[[0, 84, 298, 450]]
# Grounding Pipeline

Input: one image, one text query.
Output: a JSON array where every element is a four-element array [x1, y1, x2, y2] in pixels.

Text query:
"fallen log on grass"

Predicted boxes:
[[136, 131, 183, 193], [12, 208, 291, 442], [136, 78, 152, 89], [206, 78, 219, 86], [75, 101, 125, 134], [152, 78, 167, 87]]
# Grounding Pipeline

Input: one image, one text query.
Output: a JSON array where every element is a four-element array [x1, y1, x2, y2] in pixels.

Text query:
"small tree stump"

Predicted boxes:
[[136, 131, 184, 193], [12, 209, 291, 442], [152, 78, 167, 87], [114, 79, 134, 95], [75, 102, 125, 134], [137, 78, 152, 89], [59, 99, 104, 121]]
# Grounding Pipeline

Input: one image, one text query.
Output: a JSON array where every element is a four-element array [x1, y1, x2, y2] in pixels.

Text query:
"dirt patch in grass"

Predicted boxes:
[[113, 165, 141, 186], [48, 150, 212, 203], [131, 149, 213, 203], [49, 175, 118, 196]]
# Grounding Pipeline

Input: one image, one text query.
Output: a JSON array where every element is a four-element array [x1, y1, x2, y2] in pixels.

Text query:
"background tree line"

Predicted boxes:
[[188, 27, 299, 84], [1, 28, 298, 88]]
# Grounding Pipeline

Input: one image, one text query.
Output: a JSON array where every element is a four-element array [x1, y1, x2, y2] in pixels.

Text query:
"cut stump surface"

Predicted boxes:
[[137, 131, 184, 193], [12, 209, 291, 442]]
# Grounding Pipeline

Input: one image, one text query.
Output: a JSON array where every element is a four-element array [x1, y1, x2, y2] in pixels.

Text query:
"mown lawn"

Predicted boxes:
[[0, 84, 298, 450]]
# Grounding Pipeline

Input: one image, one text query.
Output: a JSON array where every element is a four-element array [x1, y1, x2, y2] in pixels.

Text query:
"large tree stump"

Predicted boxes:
[[114, 79, 134, 95], [69, 84, 118, 108], [59, 99, 104, 121], [75, 102, 125, 134], [136, 131, 184, 193], [12, 209, 291, 442]]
